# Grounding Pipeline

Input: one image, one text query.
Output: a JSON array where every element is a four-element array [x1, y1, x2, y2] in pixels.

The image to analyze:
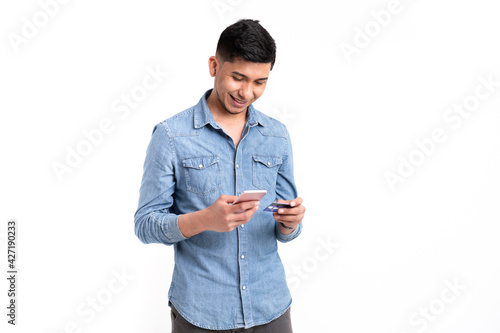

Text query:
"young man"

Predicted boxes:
[[134, 19, 305, 332]]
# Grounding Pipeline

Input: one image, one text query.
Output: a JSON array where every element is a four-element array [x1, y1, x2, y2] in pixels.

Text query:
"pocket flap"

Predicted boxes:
[[182, 155, 219, 170], [253, 155, 282, 168]]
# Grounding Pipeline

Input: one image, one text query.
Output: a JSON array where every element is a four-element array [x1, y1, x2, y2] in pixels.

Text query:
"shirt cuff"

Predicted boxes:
[[162, 214, 188, 243], [276, 222, 302, 243]]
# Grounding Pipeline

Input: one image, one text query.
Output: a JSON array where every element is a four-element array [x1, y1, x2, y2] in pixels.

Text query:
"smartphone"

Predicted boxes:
[[232, 190, 267, 204]]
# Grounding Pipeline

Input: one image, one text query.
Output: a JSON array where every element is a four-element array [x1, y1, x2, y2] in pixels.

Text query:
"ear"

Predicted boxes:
[[208, 56, 218, 77]]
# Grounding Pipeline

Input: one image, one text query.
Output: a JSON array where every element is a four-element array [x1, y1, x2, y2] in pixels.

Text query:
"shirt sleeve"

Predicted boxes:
[[275, 126, 303, 243], [134, 123, 187, 245]]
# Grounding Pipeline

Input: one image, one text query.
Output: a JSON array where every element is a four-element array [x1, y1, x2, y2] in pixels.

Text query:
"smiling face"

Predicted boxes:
[[207, 56, 272, 117]]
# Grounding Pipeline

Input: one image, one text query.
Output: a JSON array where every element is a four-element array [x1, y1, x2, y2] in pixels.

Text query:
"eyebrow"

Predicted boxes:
[[231, 71, 268, 81]]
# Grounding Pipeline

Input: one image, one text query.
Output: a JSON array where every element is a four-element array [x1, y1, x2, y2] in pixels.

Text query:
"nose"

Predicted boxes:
[[238, 82, 252, 101]]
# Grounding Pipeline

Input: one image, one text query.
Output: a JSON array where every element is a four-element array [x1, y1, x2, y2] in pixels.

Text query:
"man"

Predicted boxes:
[[134, 19, 305, 332]]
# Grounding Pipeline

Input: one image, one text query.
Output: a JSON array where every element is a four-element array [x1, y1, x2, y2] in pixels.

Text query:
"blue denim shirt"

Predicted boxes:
[[134, 90, 302, 330]]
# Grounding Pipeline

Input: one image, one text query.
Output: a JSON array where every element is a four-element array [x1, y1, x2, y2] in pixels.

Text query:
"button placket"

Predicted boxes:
[[234, 131, 254, 325]]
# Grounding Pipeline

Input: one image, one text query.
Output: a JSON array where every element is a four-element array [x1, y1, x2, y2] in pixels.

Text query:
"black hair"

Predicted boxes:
[[216, 19, 276, 70]]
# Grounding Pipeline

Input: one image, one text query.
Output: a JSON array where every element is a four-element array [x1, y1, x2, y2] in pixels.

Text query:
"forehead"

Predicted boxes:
[[220, 57, 272, 78]]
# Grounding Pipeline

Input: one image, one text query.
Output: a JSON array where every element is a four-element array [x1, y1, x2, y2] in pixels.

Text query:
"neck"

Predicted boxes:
[[206, 90, 247, 148]]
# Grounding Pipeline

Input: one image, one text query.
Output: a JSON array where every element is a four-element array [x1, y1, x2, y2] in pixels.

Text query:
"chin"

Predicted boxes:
[[226, 107, 246, 115]]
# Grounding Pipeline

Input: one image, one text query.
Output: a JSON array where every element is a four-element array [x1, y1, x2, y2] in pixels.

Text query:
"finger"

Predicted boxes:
[[290, 197, 303, 207], [232, 200, 260, 213], [274, 213, 303, 223], [274, 206, 304, 217], [276, 197, 303, 208], [235, 205, 259, 222], [276, 204, 305, 215], [220, 194, 238, 204]]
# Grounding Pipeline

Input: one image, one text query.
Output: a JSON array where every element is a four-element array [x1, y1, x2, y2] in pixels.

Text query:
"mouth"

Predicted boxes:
[[230, 94, 247, 108]]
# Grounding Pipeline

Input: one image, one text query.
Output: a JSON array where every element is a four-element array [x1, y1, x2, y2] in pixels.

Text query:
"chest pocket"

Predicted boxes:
[[252, 155, 283, 191], [182, 155, 221, 195]]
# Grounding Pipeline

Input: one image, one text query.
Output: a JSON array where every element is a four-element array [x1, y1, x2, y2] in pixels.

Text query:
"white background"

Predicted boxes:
[[1, 0, 500, 332]]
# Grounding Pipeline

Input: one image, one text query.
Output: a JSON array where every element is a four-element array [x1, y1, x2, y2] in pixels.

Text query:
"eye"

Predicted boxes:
[[255, 81, 264, 86], [232, 76, 243, 82]]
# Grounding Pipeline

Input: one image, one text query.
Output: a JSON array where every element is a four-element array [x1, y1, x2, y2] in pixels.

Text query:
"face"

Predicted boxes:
[[208, 56, 272, 115]]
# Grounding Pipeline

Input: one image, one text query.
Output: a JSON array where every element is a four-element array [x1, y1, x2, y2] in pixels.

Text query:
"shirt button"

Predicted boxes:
[[240, 255, 245, 259], [242, 286, 246, 290], [236, 164, 239, 168], [267, 161, 271, 166], [198, 164, 203, 169], [240, 224, 245, 228]]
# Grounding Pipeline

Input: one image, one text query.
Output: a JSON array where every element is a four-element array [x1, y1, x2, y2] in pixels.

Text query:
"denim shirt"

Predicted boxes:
[[134, 90, 302, 330]]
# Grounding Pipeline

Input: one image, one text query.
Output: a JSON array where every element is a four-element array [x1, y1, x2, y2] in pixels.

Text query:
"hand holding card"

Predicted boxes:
[[269, 197, 306, 233]]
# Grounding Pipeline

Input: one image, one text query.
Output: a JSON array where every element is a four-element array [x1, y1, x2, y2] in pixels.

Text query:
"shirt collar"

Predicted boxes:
[[194, 89, 266, 129]]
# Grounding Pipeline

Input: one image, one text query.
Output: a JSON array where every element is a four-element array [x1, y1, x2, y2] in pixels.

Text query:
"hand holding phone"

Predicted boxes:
[[232, 190, 267, 213]]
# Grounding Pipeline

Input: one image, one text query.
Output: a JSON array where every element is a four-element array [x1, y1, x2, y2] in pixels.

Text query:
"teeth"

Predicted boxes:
[[232, 96, 245, 104]]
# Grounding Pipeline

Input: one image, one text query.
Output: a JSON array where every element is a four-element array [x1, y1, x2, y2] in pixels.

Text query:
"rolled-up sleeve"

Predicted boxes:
[[276, 222, 302, 242], [134, 123, 187, 245], [275, 127, 303, 243]]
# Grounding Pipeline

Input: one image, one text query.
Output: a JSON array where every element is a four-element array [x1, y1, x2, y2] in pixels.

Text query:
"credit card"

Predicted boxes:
[[264, 202, 292, 212]]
